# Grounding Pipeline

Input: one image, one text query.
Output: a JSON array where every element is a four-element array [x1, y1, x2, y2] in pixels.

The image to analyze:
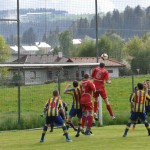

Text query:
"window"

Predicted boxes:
[[108, 70, 113, 73], [76, 71, 79, 79], [30, 71, 36, 79], [64, 70, 68, 76], [81, 71, 84, 77], [47, 71, 52, 80]]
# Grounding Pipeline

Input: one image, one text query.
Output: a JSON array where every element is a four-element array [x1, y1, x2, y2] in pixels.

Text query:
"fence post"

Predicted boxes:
[[98, 95, 103, 126]]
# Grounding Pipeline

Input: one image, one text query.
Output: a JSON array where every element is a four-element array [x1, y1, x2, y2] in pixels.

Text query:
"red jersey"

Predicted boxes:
[[91, 67, 109, 89], [80, 79, 96, 104]]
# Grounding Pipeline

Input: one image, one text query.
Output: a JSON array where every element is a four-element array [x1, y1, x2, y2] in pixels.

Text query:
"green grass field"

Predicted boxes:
[[0, 75, 150, 130], [1, 125, 150, 150]]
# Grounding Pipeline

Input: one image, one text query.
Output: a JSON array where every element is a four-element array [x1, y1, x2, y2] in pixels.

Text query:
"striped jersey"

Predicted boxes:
[[45, 96, 63, 116], [64, 87, 81, 109], [131, 90, 150, 113], [145, 89, 150, 107]]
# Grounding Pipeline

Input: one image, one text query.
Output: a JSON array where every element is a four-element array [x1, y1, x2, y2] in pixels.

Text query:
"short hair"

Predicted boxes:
[[137, 83, 143, 90], [53, 90, 59, 96], [73, 80, 78, 87], [84, 73, 89, 79], [100, 62, 105, 68]]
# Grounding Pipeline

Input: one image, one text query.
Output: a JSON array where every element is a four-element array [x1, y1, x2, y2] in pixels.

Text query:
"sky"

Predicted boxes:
[[0, 0, 150, 14]]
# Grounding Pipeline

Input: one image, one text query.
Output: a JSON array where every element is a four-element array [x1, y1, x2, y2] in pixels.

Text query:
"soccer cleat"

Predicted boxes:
[[75, 133, 80, 137], [66, 138, 72, 142], [111, 116, 116, 120], [40, 139, 44, 143], [85, 130, 91, 135], [89, 130, 93, 134], [122, 134, 127, 137], [148, 129, 150, 136], [94, 113, 98, 121], [50, 129, 53, 132], [80, 128, 85, 134], [74, 128, 78, 131]]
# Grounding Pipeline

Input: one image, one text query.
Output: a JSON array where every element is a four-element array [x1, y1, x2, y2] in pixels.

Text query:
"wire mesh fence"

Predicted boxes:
[[0, 0, 150, 130]]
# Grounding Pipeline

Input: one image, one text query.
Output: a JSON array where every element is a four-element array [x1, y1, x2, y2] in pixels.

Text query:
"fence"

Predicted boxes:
[[0, 0, 150, 130]]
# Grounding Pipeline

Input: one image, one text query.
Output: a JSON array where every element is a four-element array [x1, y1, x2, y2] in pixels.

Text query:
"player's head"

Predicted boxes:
[[73, 80, 78, 87], [53, 90, 59, 96], [84, 73, 89, 79], [100, 62, 105, 68], [137, 83, 143, 90]]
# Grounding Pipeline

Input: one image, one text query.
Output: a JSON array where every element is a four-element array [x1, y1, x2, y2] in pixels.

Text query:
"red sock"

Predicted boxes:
[[106, 104, 113, 116], [81, 115, 86, 128], [94, 101, 98, 113], [87, 115, 93, 129]]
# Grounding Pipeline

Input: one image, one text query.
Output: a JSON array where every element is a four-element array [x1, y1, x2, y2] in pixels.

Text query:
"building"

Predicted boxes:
[[9, 54, 125, 85]]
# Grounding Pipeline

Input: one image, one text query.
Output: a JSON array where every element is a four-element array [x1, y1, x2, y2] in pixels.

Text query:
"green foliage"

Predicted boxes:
[[59, 31, 73, 56], [131, 49, 150, 74], [0, 36, 11, 80], [98, 34, 113, 56], [123, 33, 150, 74], [72, 39, 95, 57], [22, 27, 36, 45], [123, 36, 143, 58]]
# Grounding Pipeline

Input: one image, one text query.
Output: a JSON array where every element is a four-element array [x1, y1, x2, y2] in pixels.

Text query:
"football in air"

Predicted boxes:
[[101, 53, 108, 60]]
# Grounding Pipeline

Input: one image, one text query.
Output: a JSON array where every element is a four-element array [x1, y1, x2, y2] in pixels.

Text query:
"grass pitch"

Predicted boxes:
[[1, 125, 150, 150]]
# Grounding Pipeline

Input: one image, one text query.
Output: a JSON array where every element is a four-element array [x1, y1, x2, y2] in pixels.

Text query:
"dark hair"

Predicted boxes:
[[100, 62, 105, 68], [137, 83, 143, 90], [84, 73, 89, 79], [53, 90, 59, 96], [73, 80, 78, 87]]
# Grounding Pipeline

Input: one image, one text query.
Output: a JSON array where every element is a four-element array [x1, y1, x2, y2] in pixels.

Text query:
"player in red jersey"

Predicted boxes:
[[91, 62, 115, 120], [80, 73, 96, 135]]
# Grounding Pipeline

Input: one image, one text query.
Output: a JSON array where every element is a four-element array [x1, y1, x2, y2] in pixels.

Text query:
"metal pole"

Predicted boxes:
[[98, 95, 103, 126], [132, 73, 134, 92], [58, 71, 61, 94], [95, 0, 99, 63], [17, 0, 21, 124]]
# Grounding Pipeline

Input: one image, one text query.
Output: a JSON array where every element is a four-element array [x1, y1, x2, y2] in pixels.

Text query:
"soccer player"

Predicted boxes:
[[144, 80, 150, 116], [91, 62, 115, 120], [40, 90, 72, 142], [123, 83, 150, 137], [64, 80, 82, 137], [80, 73, 96, 135], [49, 101, 68, 132]]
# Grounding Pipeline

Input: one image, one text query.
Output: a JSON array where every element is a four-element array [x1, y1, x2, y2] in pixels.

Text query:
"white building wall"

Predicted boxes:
[[24, 69, 47, 85], [106, 67, 119, 78]]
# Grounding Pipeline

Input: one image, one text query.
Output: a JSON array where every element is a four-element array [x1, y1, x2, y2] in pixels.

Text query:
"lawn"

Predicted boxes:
[[0, 75, 149, 130], [0, 125, 150, 150]]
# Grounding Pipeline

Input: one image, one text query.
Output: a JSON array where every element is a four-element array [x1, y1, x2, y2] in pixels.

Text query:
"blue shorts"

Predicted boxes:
[[130, 112, 146, 122], [69, 106, 82, 119], [46, 116, 64, 125], [145, 106, 150, 115]]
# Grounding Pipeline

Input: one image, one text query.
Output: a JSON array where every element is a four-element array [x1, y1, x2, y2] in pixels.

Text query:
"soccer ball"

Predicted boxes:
[[101, 53, 108, 60]]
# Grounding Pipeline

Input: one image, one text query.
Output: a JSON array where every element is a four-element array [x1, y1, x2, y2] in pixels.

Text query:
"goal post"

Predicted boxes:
[[98, 94, 103, 126]]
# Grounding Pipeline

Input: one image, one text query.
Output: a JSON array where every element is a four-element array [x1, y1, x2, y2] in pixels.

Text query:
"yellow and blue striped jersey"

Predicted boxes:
[[145, 89, 150, 107], [45, 96, 63, 116], [131, 90, 150, 113], [64, 87, 81, 109]]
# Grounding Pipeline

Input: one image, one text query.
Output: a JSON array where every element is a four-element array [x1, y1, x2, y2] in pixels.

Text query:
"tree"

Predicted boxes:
[[106, 33, 125, 60], [0, 36, 11, 79], [22, 27, 36, 45], [59, 31, 73, 57], [131, 49, 150, 74], [72, 39, 95, 57], [98, 35, 112, 57]]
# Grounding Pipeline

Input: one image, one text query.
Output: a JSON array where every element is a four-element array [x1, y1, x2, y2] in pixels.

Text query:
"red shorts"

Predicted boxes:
[[81, 102, 93, 111], [93, 88, 107, 99]]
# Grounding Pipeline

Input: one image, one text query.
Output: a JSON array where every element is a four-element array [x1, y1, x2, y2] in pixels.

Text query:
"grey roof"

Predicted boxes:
[[12, 54, 72, 64]]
